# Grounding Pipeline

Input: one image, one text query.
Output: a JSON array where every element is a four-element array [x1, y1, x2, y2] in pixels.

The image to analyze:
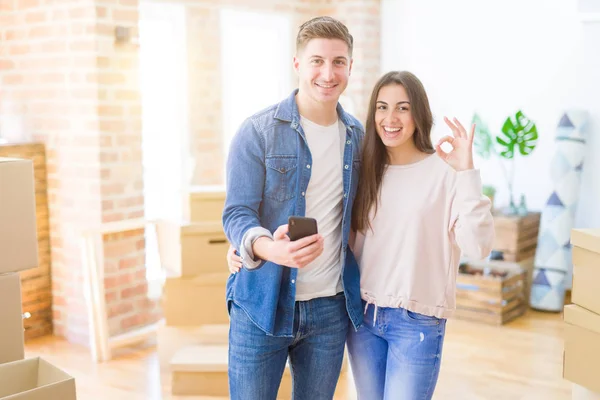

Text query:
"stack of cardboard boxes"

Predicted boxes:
[[563, 229, 600, 400], [0, 157, 76, 399], [156, 187, 233, 396]]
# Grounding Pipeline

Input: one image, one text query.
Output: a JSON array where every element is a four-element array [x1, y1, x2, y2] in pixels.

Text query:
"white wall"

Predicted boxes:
[[381, 0, 599, 228]]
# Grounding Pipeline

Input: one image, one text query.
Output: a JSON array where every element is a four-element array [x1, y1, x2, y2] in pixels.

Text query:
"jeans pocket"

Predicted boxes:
[[404, 308, 441, 326], [265, 156, 297, 201]]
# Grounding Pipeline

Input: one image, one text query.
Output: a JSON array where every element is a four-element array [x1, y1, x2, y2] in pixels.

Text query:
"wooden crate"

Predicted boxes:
[[455, 261, 527, 325], [0, 143, 53, 340], [492, 211, 541, 262]]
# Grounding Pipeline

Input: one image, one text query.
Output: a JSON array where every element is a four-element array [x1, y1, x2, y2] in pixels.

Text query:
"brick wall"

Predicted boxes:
[[96, 0, 162, 337], [1, 0, 103, 345], [0, 0, 380, 345], [0, 143, 53, 340]]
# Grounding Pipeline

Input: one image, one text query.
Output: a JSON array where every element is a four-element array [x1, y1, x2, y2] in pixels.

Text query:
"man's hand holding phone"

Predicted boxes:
[[253, 218, 323, 269]]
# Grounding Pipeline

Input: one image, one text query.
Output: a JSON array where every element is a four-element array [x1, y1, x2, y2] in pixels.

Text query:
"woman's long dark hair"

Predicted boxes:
[[351, 71, 435, 233]]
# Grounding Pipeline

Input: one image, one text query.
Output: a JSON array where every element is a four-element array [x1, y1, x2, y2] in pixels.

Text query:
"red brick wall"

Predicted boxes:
[[1, 0, 103, 345], [96, 0, 162, 338]]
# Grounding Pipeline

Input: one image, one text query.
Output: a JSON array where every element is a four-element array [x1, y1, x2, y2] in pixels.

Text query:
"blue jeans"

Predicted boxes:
[[347, 302, 446, 400], [228, 293, 348, 400]]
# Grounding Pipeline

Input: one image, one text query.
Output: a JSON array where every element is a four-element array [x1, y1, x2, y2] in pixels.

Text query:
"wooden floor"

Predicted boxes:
[[24, 309, 572, 400]]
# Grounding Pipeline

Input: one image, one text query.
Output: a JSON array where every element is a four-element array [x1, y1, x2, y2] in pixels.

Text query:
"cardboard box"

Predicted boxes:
[[183, 185, 225, 223], [0, 357, 76, 400], [157, 221, 229, 276], [163, 273, 230, 326], [563, 304, 600, 393], [157, 320, 228, 370], [0, 273, 25, 365], [170, 344, 348, 398], [170, 345, 293, 398], [571, 229, 600, 314], [0, 158, 38, 274]]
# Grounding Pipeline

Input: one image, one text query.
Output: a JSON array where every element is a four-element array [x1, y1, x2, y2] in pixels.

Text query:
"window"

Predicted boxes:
[[220, 9, 294, 168]]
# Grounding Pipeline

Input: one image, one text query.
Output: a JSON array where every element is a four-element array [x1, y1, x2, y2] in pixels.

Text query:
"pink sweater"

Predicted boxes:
[[354, 154, 495, 319]]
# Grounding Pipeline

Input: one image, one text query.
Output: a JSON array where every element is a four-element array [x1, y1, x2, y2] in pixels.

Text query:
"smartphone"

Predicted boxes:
[[288, 216, 318, 241]]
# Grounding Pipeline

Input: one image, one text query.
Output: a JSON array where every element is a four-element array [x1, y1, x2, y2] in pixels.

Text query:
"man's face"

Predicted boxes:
[[293, 38, 353, 106]]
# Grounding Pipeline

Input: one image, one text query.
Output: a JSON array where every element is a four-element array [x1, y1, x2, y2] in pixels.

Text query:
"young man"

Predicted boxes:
[[222, 16, 364, 400]]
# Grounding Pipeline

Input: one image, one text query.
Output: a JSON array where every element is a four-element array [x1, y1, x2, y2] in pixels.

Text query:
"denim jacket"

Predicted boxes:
[[222, 89, 364, 337]]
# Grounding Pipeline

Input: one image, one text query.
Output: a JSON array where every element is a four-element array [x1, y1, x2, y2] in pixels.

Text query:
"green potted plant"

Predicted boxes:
[[472, 110, 538, 215]]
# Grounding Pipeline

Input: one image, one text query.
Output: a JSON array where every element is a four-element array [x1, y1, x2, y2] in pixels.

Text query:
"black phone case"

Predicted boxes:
[[288, 217, 318, 241]]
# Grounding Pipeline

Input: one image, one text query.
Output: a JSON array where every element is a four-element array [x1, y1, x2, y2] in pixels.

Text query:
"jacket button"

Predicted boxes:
[[344, 165, 349, 169]]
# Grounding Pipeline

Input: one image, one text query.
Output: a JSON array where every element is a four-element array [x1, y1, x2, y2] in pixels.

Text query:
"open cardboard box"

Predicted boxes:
[[0, 357, 76, 400]]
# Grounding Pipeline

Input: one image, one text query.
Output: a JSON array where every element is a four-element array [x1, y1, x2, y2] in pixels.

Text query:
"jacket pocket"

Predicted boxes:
[[265, 156, 298, 202]]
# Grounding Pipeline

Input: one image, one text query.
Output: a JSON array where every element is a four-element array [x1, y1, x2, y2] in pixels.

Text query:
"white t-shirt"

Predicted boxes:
[[294, 117, 346, 301]]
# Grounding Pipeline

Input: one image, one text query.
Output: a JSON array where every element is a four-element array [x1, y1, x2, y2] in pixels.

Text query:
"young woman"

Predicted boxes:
[[346, 70, 494, 399], [227, 71, 494, 399]]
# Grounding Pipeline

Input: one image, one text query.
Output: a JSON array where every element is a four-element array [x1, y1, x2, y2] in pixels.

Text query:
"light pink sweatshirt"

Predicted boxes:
[[354, 154, 495, 319]]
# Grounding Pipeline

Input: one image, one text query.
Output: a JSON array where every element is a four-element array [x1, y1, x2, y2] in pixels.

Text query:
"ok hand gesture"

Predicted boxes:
[[435, 117, 475, 172]]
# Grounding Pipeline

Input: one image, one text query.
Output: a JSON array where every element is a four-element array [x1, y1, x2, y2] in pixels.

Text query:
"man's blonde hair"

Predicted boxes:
[[296, 16, 353, 57]]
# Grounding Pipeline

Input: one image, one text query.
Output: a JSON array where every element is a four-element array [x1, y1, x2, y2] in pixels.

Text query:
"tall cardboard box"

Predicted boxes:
[[0, 158, 38, 274], [163, 273, 230, 326], [156, 221, 229, 276], [0, 357, 76, 400], [0, 273, 25, 364], [183, 185, 225, 223], [563, 304, 600, 393], [571, 229, 600, 314]]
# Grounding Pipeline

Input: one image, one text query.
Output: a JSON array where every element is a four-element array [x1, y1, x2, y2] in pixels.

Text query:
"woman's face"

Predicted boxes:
[[374, 83, 416, 150]]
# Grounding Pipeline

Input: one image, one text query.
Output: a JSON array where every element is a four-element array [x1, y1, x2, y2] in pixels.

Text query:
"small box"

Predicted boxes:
[[170, 345, 293, 398], [170, 345, 348, 398], [0, 273, 25, 365], [0, 158, 38, 274], [0, 357, 76, 400], [571, 229, 600, 315], [163, 273, 230, 326], [157, 319, 228, 370], [157, 221, 229, 277], [563, 304, 600, 393], [183, 185, 225, 223]]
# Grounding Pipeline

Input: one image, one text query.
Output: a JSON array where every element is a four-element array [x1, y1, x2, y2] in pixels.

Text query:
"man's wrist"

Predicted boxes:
[[252, 236, 273, 261]]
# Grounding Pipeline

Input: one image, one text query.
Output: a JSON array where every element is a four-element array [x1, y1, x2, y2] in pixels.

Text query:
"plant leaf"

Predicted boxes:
[[515, 110, 538, 156], [496, 110, 538, 159], [472, 113, 493, 160]]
